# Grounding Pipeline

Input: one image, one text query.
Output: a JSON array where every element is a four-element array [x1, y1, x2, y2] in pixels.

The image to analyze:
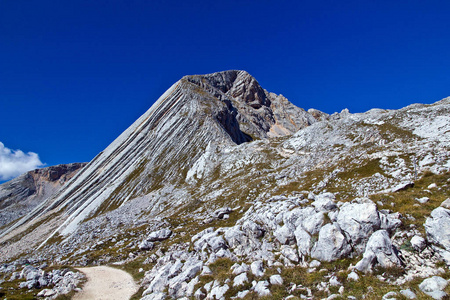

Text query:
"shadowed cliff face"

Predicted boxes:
[[0, 71, 316, 245], [185, 70, 318, 140]]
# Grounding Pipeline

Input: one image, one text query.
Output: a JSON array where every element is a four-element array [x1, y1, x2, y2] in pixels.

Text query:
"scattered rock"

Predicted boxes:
[[425, 207, 450, 251], [214, 207, 232, 219], [311, 223, 351, 261], [410, 235, 426, 251], [347, 271, 359, 281], [250, 261, 264, 277], [147, 229, 173, 242], [416, 197, 429, 204], [233, 273, 248, 287], [440, 198, 450, 209], [253, 280, 271, 297], [400, 288, 417, 299], [355, 230, 402, 272], [419, 276, 448, 299], [269, 274, 283, 285]]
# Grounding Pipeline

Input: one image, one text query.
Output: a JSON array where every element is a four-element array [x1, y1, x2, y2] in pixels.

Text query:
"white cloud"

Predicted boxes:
[[0, 142, 45, 181]]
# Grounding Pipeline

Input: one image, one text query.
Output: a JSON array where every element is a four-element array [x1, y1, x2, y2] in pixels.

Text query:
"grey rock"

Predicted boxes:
[[312, 193, 337, 212], [139, 240, 155, 251], [410, 235, 426, 251], [274, 225, 295, 245], [209, 283, 229, 300], [425, 207, 450, 251], [336, 199, 380, 253], [382, 291, 398, 300], [441, 198, 450, 209], [213, 207, 232, 219], [269, 274, 283, 285], [400, 288, 416, 299], [253, 280, 271, 296], [147, 229, 172, 242], [311, 223, 351, 261], [355, 230, 402, 272], [419, 276, 448, 299], [233, 273, 248, 287], [250, 260, 264, 277]]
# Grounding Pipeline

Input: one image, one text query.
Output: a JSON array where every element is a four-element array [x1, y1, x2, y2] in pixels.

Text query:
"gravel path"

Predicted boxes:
[[73, 266, 138, 300]]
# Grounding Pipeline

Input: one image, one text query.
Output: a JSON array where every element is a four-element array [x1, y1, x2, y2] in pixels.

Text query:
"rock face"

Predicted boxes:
[[0, 163, 86, 229]]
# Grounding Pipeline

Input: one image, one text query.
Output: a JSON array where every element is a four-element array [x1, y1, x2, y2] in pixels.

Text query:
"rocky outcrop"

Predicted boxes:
[[0, 163, 86, 229]]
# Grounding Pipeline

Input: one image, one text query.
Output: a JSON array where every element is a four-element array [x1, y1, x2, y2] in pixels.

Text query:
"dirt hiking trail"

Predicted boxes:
[[73, 266, 138, 300]]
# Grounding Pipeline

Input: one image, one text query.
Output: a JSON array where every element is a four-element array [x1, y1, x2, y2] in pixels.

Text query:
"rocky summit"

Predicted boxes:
[[1, 70, 450, 299]]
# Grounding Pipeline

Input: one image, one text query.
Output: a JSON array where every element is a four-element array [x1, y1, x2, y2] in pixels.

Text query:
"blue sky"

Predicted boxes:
[[1, 0, 450, 181]]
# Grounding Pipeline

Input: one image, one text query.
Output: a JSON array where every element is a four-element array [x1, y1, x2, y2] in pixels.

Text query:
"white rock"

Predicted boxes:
[[382, 291, 398, 300], [231, 263, 249, 275], [347, 271, 359, 281], [302, 212, 324, 235], [425, 207, 450, 251], [410, 235, 427, 251], [37, 289, 56, 297], [419, 276, 448, 298], [250, 261, 264, 277], [311, 223, 351, 261], [312, 193, 337, 212], [281, 245, 299, 263], [253, 280, 271, 296], [400, 288, 417, 299], [416, 197, 429, 204], [336, 199, 381, 253], [294, 226, 311, 258], [194, 288, 205, 300], [329, 276, 341, 286], [141, 292, 167, 300], [309, 260, 321, 268], [428, 183, 437, 189], [355, 230, 402, 272], [147, 229, 172, 242], [274, 225, 295, 245], [269, 274, 283, 285], [209, 284, 229, 300], [233, 273, 248, 287], [235, 290, 249, 298], [440, 198, 450, 209], [201, 266, 212, 275]]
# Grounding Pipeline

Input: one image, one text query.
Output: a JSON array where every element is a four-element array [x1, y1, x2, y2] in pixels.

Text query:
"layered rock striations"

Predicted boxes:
[[0, 70, 321, 248]]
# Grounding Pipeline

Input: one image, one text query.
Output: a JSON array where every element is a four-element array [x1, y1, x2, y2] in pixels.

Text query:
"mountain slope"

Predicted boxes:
[[1, 71, 450, 300], [0, 70, 320, 253]]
